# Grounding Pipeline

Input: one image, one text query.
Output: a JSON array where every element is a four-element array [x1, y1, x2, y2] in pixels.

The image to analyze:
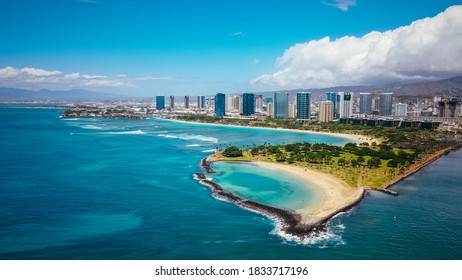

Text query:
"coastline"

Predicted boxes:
[[380, 145, 459, 190], [196, 156, 365, 238], [255, 161, 364, 225], [196, 144, 461, 238], [162, 118, 381, 145]]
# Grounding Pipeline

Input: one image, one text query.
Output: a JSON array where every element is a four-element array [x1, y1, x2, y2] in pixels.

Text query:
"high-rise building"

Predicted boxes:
[[232, 95, 242, 113], [184, 96, 189, 109], [255, 95, 263, 112], [337, 92, 353, 118], [205, 97, 211, 111], [226, 95, 233, 112], [274, 92, 289, 119], [267, 102, 273, 117], [379, 92, 393, 116], [197, 96, 206, 110], [438, 99, 460, 118], [215, 93, 225, 117], [169, 96, 174, 110], [296, 92, 311, 121], [242, 93, 255, 116], [265, 97, 273, 104], [372, 97, 380, 111], [359, 92, 372, 115], [156, 96, 165, 110], [319, 101, 334, 122], [324, 92, 336, 103], [395, 103, 408, 117], [324, 92, 337, 113], [289, 103, 296, 118]]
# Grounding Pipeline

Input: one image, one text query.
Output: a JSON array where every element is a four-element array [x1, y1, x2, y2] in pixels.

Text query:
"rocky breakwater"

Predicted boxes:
[[193, 157, 365, 239]]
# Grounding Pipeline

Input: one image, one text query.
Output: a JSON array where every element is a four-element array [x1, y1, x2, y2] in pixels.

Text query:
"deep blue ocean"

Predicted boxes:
[[1, 106, 461, 259]]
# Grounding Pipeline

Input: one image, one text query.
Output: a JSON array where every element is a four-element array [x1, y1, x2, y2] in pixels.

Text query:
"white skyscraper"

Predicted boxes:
[[288, 103, 296, 118], [337, 92, 353, 118], [395, 103, 408, 116], [255, 95, 263, 112], [226, 95, 233, 112]]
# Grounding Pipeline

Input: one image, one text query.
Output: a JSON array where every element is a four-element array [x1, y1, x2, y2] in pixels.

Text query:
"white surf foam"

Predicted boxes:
[[104, 130, 146, 135], [269, 218, 345, 248], [179, 134, 218, 143], [157, 134, 178, 139], [62, 118, 80, 121], [186, 144, 201, 147], [81, 125, 104, 130], [201, 149, 217, 153]]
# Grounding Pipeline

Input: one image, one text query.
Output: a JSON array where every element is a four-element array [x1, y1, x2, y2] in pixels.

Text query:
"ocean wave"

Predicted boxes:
[[336, 224, 346, 230], [186, 144, 201, 147], [269, 218, 345, 248], [61, 118, 80, 121], [157, 134, 178, 139], [201, 149, 217, 153], [81, 125, 104, 130], [179, 134, 218, 143], [104, 130, 146, 135]]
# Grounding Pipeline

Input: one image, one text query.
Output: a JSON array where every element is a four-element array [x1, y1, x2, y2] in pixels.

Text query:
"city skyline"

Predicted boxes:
[[1, 1, 462, 96]]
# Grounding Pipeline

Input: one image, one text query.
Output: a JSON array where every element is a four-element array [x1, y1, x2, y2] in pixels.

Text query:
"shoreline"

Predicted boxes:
[[196, 144, 461, 238], [196, 156, 365, 238], [255, 161, 364, 225], [162, 118, 381, 145], [380, 145, 458, 190]]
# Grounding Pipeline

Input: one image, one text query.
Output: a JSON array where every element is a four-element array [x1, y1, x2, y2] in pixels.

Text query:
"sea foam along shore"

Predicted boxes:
[[196, 157, 365, 238], [161, 118, 381, 145]]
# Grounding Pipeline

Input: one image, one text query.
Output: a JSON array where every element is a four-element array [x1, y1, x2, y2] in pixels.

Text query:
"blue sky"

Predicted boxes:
[[1, 0, 462, 96]]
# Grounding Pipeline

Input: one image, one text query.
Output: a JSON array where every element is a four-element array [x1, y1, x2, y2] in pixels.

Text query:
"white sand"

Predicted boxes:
[[255, 162, 364, 226]]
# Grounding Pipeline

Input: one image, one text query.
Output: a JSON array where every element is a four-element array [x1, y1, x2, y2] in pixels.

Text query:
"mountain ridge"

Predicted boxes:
[[254, 76, 462, 97], [1, 75, 462, 101], [0, 88, 130, 102]]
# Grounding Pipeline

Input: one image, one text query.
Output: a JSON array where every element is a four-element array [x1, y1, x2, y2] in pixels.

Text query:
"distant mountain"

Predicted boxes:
[[255, 76, 462, 98], [0, 88, 130, 102], [374, 76, 462, 96], [2, 75, 462, 102]]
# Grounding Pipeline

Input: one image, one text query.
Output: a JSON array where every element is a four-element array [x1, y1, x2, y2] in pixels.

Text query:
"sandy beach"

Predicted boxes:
[[253, 162, 364, 226], [161, 118, 381, 145]]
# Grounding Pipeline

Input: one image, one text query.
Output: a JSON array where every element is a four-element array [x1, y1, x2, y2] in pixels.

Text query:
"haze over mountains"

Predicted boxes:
[[1, 76, 462, 102], [261, 76, 462, 98], [0, 88, 130, 102]]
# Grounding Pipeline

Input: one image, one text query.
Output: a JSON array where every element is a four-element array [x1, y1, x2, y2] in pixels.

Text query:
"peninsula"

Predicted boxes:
[[190, 119, 462, 238]]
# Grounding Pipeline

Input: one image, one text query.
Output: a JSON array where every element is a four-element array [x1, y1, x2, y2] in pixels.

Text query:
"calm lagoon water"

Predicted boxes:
[[208, 161, 322, 212], [0, 106, 461, 259]]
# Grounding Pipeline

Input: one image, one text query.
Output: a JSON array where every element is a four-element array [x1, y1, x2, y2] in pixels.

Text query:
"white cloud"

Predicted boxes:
[[251, 59, 259, 65], [133, 76, 174, 81], [232, 31, 245, 37], [323, 0, 356, 12], [251, 5, 462, 89], [0, 66, 173, 90]]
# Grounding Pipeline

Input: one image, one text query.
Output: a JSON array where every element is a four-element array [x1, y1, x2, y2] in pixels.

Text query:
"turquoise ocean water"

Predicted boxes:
[[0, 106, 461, 259]]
